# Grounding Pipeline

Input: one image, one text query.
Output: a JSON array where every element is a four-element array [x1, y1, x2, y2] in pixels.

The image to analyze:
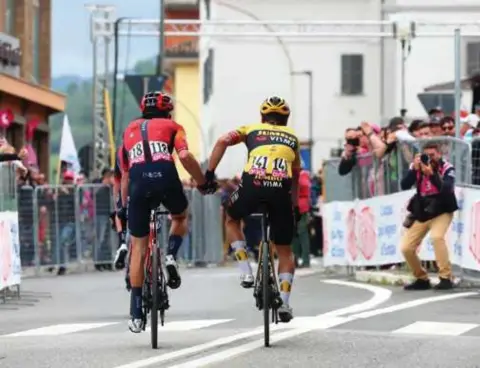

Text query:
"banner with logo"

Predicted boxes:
[[0, 211, 21, 290], [323, 187, 476, 270]]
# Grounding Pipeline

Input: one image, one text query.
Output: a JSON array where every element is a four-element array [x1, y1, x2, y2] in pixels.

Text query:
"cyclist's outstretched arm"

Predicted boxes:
[[207, 128, 246, 172], [174, 125, 206, 185], [291, 148, 301, 207], [118, 146, 129, 208]]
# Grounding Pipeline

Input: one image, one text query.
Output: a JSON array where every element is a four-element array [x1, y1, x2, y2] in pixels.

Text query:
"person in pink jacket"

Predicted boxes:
[[292, 162, 312, 268]]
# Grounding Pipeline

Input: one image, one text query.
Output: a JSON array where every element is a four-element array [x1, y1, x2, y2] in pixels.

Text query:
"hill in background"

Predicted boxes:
[[49, 57, 156, 162]]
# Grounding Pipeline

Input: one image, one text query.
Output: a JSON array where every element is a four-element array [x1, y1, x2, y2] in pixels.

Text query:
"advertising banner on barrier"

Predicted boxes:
[[323, 187, 478, 271], [0, 211, 21, 290]]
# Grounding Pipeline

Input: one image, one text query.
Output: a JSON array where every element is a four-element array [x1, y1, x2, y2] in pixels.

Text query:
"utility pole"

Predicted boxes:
[[156, 0, 166, 76]]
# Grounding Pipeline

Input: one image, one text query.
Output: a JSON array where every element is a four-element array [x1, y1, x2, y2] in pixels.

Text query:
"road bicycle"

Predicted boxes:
[[141, 206, 170, 349], [252, 204, 283, 347]]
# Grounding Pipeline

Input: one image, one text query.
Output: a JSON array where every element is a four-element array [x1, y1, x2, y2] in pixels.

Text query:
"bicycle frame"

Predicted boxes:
[[252, 210, 282, 348], [143, 206, 170, 349]]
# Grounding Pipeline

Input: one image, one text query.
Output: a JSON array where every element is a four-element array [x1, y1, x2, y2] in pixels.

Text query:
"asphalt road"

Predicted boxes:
[[1, 267, 480, 368]]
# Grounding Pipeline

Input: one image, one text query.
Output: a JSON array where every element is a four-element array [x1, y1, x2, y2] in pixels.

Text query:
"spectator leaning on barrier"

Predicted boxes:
[[337, 128, 361, 176], [292, 163, 311, 268], [400, 141, 458, 290], [359, 119, 406, 194], [338, 123, 382, 176]]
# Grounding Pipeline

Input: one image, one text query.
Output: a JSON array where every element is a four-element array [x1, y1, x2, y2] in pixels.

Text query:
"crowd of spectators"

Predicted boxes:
[[333, 104, 480, 272], [338, 104, 480, 198], [15, 163, 116, 276]]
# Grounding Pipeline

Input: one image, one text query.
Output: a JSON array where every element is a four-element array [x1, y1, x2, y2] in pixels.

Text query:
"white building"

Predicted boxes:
[[197, 0, 480, 177]]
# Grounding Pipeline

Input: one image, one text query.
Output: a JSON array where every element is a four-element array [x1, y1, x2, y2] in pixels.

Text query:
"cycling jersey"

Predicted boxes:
[[119, 118, 188, 172], [228, 123, 300, 188], [225, 123, 301, 245], [118, 117, 189, 237]]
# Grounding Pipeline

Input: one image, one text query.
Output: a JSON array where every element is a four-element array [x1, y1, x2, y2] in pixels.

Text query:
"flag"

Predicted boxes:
[[59, 114, 81, 173]]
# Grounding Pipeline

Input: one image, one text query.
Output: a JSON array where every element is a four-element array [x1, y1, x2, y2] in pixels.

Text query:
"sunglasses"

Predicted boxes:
[[442, 124, 454, 131]]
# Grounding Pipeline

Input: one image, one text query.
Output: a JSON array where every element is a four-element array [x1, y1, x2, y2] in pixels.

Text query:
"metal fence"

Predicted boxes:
[[322, 135, 480, 278], [324, 136, 472, 203], [13, 184, 224, 276]]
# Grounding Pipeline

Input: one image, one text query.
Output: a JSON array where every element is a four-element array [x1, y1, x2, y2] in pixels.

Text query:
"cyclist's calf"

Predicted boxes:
[[129, 235, 149, 287], [170, 210, 188, 236]]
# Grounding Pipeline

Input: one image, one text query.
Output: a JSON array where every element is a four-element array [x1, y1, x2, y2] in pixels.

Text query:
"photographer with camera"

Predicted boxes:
[[400, 142, 458, 291], [338, 128, 361, 176], [338, 123, 383, 176]]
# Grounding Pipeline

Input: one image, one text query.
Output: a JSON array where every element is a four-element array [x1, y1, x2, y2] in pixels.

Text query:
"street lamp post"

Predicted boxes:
[[291, 70, 313, 171]]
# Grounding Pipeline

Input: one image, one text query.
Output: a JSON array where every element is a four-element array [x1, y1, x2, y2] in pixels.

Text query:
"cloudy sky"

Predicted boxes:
[[52, 0, 161, 77]]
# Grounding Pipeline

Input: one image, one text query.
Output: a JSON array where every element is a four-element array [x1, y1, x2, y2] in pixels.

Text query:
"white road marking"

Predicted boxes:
[[352, 292, 478, 319], [145, 319, 233, 332], [3, 322, 119, 337], [112, 279, 391, 368], [112, 327, 266, 368], [165, 289, 477, 367], [393, 321, 479, 336], [321, 280, 392, 316], [167, 328, 314, 368]]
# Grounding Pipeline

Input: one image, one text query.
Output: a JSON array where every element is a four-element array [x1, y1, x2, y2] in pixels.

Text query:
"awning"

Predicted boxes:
[[0, 72, 66, 114], [423, 74, 480, 92]]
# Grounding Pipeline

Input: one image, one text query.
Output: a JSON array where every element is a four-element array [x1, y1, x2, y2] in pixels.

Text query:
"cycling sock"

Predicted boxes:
[[232, 240, 252, 275], [167, 234, 183, 259], [117, 231, 126, 247], [279, 272, 294, 306], [130, 287, 143, 319]]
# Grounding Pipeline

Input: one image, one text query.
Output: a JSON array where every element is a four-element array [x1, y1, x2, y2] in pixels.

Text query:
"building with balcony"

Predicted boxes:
[[0, 0, 65, 177]]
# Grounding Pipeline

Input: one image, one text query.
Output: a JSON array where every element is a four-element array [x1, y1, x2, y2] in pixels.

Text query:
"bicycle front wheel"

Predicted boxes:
[[262, 240, 270, 347], [151, 233, 159, 349]]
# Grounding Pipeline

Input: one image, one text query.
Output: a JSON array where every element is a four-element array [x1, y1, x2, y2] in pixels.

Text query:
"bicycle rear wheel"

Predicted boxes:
[[262, 239, 270, 347], [150, 218, 159, 349]]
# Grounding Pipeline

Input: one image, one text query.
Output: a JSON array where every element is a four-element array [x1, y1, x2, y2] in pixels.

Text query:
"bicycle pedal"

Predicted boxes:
[[273, 296, 283, 309]]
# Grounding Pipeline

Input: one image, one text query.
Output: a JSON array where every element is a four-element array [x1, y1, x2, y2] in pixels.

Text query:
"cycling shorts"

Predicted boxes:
[[127, 162, 188, 237], [226, 173, 294, 245]]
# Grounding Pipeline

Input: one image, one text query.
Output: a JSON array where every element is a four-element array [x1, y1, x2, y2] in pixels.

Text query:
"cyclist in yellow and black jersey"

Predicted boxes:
[[205, 96, 301, 323]]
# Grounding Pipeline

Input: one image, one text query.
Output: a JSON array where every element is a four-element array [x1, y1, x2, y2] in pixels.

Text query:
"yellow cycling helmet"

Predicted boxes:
[[260, 96, 290, 116]]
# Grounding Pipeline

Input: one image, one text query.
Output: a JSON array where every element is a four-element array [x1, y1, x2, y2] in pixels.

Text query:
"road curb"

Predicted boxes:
[[354, 270, 479, 288]]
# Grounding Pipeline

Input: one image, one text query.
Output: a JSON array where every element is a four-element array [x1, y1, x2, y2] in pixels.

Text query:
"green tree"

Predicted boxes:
[[49, 57, 157, 155]]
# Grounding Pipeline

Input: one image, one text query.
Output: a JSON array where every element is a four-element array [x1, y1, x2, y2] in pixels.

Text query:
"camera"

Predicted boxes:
[[420, 153, 430, 165], [346, 138, 360, 146]]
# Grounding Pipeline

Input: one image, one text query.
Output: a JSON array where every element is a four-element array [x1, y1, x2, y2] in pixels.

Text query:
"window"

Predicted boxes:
[[5, 0, 15, 34], [467, 42, 480, 76], [32, 1, 41, 83], [341, 54, 364, 95]]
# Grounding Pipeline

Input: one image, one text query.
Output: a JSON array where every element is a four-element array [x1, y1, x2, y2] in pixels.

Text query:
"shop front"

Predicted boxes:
[[0, 32, 65, 179]]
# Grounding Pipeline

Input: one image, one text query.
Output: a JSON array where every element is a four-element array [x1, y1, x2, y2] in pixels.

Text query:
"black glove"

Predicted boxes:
[[198, 180, 218, 195], [117, 207, 127, 222], [294, 206, 302, 223], [205, 170, 215, 182]]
